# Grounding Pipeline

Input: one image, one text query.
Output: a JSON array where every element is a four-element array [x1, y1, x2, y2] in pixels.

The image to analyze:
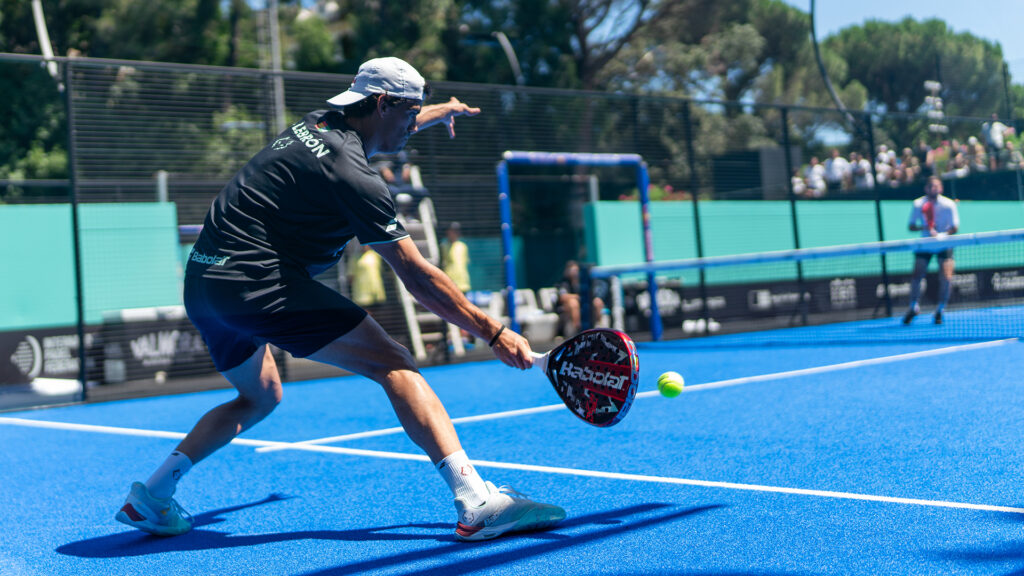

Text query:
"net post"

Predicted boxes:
[[580, 263, 593, 332], [609, 275, 625, 331], [682, 101, 710, 335], [637, 161, 663, 340], [865, 113, 893, 317], [496, 159, 520, 333]]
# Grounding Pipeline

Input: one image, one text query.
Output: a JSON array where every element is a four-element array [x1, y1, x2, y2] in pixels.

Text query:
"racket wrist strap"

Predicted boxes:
[[488, 325, 505, 347]]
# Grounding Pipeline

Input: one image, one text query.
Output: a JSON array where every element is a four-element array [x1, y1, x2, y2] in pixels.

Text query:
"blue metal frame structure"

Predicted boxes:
[[496, 151, 662, 338]]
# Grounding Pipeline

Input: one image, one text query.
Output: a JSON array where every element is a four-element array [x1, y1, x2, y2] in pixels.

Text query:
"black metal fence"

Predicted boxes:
[[2, 53, 1021, 408]]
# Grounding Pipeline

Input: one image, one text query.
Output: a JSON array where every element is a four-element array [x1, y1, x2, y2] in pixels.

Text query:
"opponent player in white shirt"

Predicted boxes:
[[903, 175, 959, 325]]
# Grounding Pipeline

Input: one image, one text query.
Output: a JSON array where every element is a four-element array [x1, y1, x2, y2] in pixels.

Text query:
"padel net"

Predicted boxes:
[[583, 228, 1024, 345]]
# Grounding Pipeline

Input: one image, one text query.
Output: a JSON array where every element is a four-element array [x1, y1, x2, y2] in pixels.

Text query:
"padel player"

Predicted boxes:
[[115, 57, 565, 542], [903, 175, 959, 325]]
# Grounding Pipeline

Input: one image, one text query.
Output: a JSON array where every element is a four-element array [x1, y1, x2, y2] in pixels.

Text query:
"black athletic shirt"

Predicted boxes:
[[186, 110, 408, 281]]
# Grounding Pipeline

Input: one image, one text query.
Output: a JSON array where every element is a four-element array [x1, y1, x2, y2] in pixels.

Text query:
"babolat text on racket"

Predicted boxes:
[[531, 328, 639, 427]]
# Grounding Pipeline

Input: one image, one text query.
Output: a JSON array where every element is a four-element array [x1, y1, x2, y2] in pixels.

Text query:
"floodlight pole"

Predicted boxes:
[[268, 0, 286, 133], [491, 31, 525, 86], [31, 0, 61, 88]]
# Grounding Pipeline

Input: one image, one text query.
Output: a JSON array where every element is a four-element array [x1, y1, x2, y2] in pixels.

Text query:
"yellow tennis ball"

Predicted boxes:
[[657, 371, 684, 398]]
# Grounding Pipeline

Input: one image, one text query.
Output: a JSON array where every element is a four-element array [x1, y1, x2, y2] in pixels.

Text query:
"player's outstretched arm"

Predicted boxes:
[[373, 237, 532, 369], [415, 97, 481, 138]]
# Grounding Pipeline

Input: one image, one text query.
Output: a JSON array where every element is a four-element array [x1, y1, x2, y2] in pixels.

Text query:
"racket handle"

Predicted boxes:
[[530, 351, 549, 373]]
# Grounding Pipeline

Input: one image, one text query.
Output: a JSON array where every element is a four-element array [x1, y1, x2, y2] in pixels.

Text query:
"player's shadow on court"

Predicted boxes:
[[57, 492, 450, 558], [57, 499, 718, 563], [928, 511, 1024, 574], [303, 503, 727, 576]]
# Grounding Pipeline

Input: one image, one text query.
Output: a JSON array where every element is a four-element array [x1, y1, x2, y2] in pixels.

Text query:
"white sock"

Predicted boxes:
[[145, 451, 193, 499], [436, 450, 489, 506]]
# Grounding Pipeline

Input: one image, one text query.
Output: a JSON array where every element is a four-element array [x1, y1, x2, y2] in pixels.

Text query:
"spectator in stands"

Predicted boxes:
[[965, 136, 987, 173], [874, 146, 893, 187], [903, 175, 959, 326], [790, 168, 807, 198], [556, 260, 607, 335], [898, 147, 920, 183], [372, 158, 398, 183], [982, 114, 1011, 170], [803, 156, 826, 197], [941, 149, 970, 180], [875, 144, 890, 166], [823, 148, 849, 193], [849, 151, 874, 189], [115, 56, 563, 542], [371, 151, 412, 183], [395, 151, 414, 183], [999, 140, 1022, 170], [441, 222, 471, 293]]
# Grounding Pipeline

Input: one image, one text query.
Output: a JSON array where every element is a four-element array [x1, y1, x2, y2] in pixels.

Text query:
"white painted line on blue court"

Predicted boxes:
[[256, 338, 1019, 453], [469, 458, 1024, 515], [2, 414, 1023, 515], [636, 337, 1018, 398], [0, 416, 432, 462], [253, 404, 567, 453]]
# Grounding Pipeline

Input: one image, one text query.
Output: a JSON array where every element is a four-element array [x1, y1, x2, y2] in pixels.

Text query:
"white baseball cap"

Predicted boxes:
[[327, 57, 426, 107]]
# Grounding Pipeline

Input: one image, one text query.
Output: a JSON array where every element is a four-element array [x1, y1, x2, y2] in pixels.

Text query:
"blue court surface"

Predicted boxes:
[[3, 317, 1024, 575]]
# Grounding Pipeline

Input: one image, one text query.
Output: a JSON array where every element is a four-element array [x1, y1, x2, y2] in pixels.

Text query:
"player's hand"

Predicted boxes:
[[440, 97, 480, 139], [490, 327, 533, 370]]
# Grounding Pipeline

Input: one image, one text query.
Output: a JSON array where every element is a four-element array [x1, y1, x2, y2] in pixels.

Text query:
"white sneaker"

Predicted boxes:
[[454, 481, 565, 542], [114, 482, 193, 536]]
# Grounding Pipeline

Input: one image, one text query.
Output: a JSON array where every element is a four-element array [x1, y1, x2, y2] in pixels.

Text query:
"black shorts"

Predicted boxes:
[[184, 275, 367, 372], [914, 249, 954, 263]]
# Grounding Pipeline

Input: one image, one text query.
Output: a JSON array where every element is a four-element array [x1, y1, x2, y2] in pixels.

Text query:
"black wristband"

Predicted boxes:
[[488, 325, 506, 347]]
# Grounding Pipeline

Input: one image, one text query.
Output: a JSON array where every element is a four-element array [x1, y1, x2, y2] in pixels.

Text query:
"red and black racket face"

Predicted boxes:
[[922, 200, 935, 228], [545, 328, 639, 427]]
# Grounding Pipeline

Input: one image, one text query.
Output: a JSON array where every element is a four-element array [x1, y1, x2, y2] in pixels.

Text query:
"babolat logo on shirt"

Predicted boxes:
[[290, 121, 331, 158], [190, 250, 229, 266]]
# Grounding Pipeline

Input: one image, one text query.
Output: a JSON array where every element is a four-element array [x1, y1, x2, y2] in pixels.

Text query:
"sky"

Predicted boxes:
[[781, 0, 1024, 81]]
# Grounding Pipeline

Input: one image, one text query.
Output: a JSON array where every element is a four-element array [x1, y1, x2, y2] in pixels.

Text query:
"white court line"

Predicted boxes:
[[636, 337, 1017, 398], [254, 404, 567, 453], [2, 415, 1023, 515], [255, 338, 1018, 454], [0, 416, 432, 463]]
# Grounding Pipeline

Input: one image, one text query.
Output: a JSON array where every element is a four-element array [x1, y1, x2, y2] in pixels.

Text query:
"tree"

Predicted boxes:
[[0, 0, 103, 187], [447, 0, 666, 89], [0, 64, 66, 186], [87, 0, 226, 64], [595, 0, 869, 192], [335, 0, 456, 80], [825, 18, 1006, 148], [290, 13, 338, 73], [827, 18, 1005, 116]]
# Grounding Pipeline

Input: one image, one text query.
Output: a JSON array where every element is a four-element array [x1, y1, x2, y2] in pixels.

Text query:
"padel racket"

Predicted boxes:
[[531, 328, 639, 427], [921, 199, 935, 231]]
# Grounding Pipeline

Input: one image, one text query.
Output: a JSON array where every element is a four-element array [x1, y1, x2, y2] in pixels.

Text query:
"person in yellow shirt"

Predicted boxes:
[[442, 222, 471, 292], [350, 244, 386, 307]]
